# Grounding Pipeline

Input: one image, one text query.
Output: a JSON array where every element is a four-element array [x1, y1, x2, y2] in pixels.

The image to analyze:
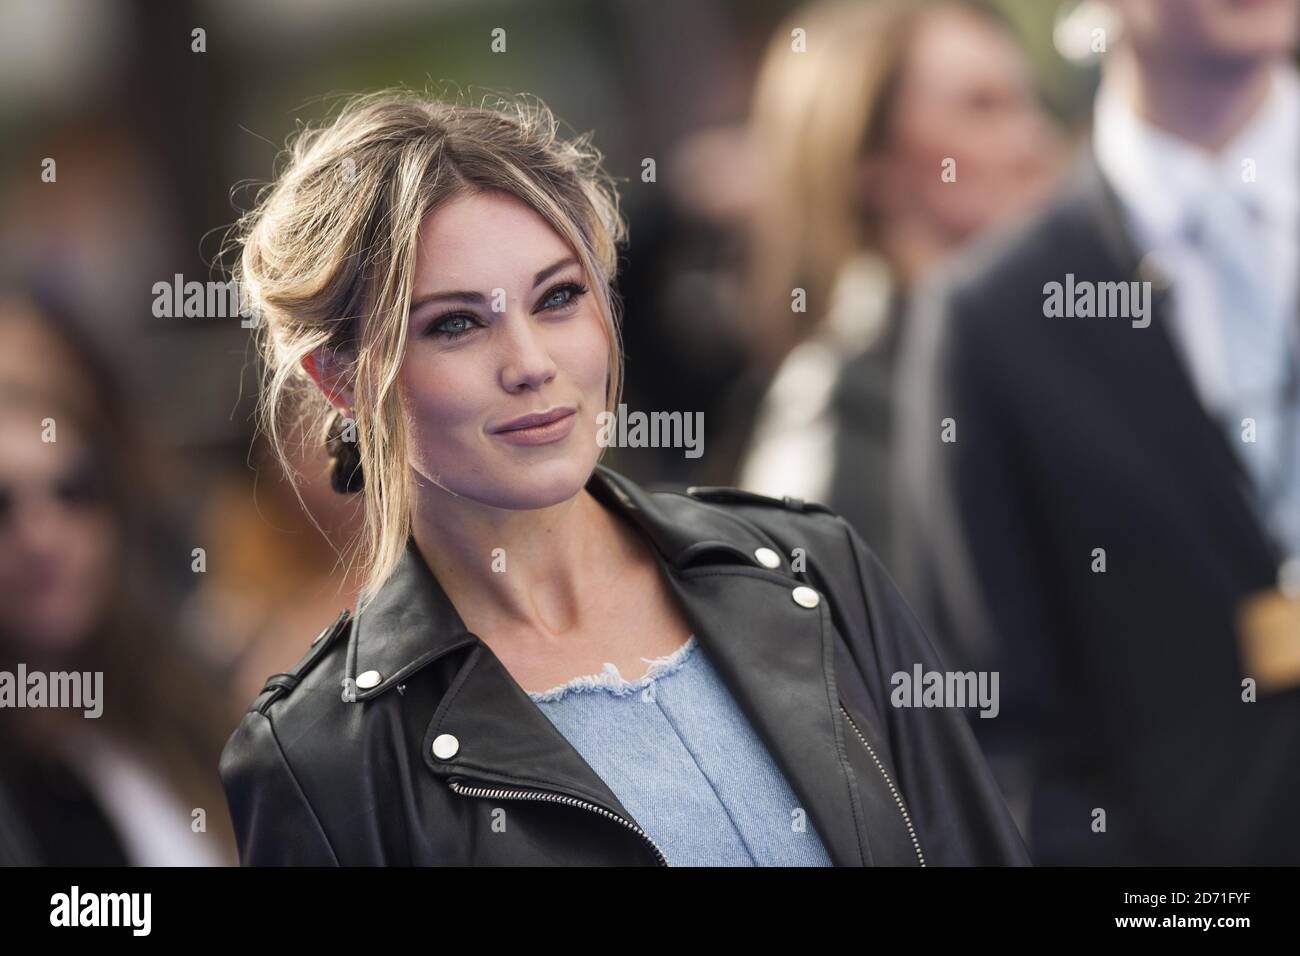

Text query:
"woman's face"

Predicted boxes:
[[0, 408, 116, 656], [867, 5, 1063, 244], [396, 189, 611, 513]]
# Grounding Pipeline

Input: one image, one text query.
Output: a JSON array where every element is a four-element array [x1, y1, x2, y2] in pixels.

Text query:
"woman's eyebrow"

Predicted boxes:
[[409, 288, 484, 311], [531, 255, 578, 288], [408, 256, 579, 313]]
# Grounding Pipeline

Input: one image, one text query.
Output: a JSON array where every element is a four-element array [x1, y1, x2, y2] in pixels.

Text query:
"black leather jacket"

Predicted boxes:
[[219, 464, 1031, 866]]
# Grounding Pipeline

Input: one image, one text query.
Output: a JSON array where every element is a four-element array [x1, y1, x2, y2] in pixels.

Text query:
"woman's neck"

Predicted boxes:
[[410, 483, 631, 638]]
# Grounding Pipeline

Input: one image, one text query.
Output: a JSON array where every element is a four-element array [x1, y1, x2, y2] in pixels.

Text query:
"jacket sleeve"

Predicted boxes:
[[840, 515, 1033, 866], [219, 710, 340, 866]]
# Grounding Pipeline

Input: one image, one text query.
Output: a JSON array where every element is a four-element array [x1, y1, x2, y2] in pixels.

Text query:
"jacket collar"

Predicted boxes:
[[346, 463, 781, 699]]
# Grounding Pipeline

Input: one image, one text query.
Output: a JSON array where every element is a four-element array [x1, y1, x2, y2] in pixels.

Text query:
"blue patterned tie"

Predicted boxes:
[[1186, 185, 1299, 556]]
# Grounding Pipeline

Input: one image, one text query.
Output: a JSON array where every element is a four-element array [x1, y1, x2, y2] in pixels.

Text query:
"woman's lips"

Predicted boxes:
[[492, 409, 577, 445]]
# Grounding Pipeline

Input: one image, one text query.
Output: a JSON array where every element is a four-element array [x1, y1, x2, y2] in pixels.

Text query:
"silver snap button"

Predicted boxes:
[[754, 547, 781, 569], [792, 586, 820, 609], [355, 669, 383, 689], [431, 734, 459, 759]]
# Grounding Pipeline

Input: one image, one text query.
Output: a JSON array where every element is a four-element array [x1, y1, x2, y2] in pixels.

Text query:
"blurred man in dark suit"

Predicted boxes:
[[895, 0, 1300, 864]]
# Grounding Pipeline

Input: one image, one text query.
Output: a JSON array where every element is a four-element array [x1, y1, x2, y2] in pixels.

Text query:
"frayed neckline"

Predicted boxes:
[[527, 634, 699, 703]]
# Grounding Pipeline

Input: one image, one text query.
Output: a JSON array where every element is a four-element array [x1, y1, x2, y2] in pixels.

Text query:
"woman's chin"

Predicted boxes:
[[510, 463, 593, 510], [454, 454, 595, 511]]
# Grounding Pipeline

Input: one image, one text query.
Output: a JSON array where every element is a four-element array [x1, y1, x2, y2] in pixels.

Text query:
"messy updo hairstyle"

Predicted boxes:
[[229, 89, 627, 602]]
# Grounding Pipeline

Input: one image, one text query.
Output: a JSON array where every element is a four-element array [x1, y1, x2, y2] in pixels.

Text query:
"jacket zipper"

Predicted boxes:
[[446, 778, 670, 866], [838, 703, 927, 867]]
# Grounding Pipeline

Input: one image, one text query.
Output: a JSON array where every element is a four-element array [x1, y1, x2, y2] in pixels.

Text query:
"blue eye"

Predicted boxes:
[[428, 313, 480, 339], [539, 282, 588, 311]]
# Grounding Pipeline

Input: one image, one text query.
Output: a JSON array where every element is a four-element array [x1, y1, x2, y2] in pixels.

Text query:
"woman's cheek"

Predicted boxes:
[[560, 309, 612, 396], [399, 352, 486, 448]]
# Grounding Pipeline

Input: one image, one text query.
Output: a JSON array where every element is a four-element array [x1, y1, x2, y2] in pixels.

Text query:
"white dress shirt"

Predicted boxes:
[[736, 252, 893, 504], [1093, 63, 1300, 559], [54, 725, 228, 866]]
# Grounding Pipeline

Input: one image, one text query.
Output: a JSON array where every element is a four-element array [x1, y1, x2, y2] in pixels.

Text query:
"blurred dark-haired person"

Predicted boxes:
[[735, 0, 1063, 565], [0, 293, 238, 865], [895, 0, 1300, 864]]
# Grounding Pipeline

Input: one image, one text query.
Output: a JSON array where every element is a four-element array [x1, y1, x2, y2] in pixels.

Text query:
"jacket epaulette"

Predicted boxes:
[[683, 484, 838, 515], [250, 608, 353, 716]]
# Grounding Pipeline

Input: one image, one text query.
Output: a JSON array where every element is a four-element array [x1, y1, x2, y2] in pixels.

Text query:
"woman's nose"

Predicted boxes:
[[498, 314, 558, 392]]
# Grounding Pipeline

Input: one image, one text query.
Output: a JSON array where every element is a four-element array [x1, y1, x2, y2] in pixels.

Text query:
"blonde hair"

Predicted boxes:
[[231, 89, 627, 601], [747, 0, 939, 369]]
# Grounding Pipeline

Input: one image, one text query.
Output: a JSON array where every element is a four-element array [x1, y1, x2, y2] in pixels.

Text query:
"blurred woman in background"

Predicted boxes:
[[0, 289, 237, 865], [735, 0, 1064, 565]]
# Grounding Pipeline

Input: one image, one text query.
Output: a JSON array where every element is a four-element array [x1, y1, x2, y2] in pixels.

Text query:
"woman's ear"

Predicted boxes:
[[301, 347, 356, 411]]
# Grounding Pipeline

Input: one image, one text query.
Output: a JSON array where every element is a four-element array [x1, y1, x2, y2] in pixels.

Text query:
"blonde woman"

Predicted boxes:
[[217, 90, 1030, 866], [736, 0, 1062, 563]]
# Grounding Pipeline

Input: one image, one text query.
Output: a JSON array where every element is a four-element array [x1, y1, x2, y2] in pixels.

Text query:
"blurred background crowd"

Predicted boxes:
[[1, 0, 1296, 866]]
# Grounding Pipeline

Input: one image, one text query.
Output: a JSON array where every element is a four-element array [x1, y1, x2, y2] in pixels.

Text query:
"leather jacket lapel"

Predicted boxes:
[[664, 564, 869, 866], [421, 642, 645, 829]]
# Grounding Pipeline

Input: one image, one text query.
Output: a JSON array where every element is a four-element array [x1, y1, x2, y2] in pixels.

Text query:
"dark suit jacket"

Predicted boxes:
[[824, 302, 904, 570], [893, 151, 1297, 865]]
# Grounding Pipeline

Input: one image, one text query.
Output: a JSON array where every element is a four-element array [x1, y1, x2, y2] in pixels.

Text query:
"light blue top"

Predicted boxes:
[[527, 634, 834, 866]]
